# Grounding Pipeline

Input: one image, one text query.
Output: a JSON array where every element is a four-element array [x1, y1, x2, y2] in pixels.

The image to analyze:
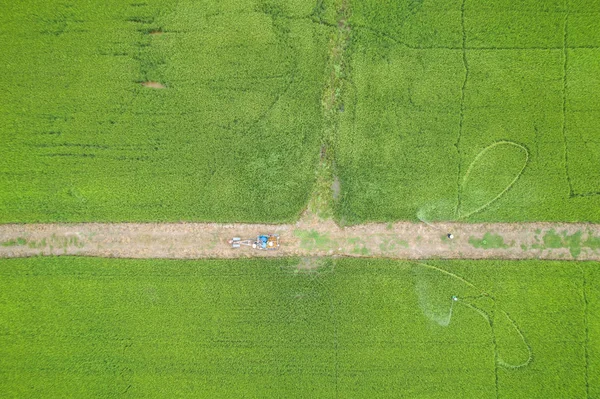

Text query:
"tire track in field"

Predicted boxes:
[[2, 220, 600, 261], [455, 0, 469, 218]]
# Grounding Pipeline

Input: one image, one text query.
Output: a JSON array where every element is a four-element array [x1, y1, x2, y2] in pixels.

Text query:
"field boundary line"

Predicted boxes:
[[580, 264, 590, 398], [454, 0, 469, 218], [561, 0, 576, 199]]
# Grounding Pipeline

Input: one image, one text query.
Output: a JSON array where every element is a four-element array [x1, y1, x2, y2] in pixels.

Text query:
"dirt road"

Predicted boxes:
[[2, 217, 599, 261]]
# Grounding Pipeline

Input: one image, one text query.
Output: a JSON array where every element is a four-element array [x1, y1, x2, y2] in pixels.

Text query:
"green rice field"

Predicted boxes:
[[2, 0, 600, 224], [2, 1, 600, 396], [1, 257, 598, 398], [336, 0, 600, 224], [0, 0, 333, 222]]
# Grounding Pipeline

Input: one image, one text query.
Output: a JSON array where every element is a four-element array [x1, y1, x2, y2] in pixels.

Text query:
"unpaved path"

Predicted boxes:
[[2, 217, 600, 261], [6, 4, 597, 262]]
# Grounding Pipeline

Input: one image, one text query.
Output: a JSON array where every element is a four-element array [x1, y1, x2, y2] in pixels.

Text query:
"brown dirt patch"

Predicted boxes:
[[141, 81, 166, 89]]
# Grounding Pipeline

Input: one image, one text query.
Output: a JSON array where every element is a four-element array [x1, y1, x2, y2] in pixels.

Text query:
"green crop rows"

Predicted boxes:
[[335, 0, 600, 224], [2, 0, 600, 224], [0, 0, 336, 223], [0, 257, 598, 397], [2, 1, 599, 397]]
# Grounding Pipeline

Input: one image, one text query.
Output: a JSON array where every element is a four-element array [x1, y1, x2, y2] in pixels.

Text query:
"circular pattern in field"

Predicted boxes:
[[459, 141, 529, 220]]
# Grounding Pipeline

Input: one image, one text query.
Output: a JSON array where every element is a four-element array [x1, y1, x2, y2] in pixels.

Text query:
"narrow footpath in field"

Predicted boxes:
[[3, 2, 599, 262], [2, 214, 600, 261]]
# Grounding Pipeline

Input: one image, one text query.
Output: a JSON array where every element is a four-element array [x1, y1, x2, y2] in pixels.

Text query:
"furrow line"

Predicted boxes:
[[562, 2, 574, 197], [455, 0, 469, 218], [582, 266, 590, 398]]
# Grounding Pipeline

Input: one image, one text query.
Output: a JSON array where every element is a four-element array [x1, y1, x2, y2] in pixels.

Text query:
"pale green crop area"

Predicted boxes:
[[0, 0, 334, 222], [1, 257, 598, 398]]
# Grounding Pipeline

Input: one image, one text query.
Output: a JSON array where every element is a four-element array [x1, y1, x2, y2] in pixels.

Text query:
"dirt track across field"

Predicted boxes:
[[2, 216, 600, 261]]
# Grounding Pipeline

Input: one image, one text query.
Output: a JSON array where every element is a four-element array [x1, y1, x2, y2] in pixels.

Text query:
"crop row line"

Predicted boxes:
[[307, 269, 339, 399], [464, 45, 600, 50], [572, 192, 600, 198], [329, 3, 347, 393], [562, 4, 575, 198], [491, 306, 500, 399], [354, 25, 600, 51], [556, 3, 600, 200], [455, 0, 469, 218], [580, 265, 590, 399]]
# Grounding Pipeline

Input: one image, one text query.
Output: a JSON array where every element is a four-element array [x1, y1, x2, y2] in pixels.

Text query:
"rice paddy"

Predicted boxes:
[[335, 0, 600, 224], [2, 1, 599, 397], [0, 257, 597, 398], [0, 0, 332, 223]]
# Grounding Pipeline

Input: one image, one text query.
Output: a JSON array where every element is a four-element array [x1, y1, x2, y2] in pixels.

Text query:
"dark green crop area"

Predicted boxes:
[[0, 0, 335, 222], [1, 257, 598, 398], [336, 0, 600, 224]]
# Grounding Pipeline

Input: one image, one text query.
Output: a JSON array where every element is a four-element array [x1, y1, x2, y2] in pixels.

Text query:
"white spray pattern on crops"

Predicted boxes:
[[416, 207, 440, 230], [412, 261, 533, 370], [415, 276, 456, 326], [416, 140, 529, 224], [457, 140, 530, 220], [416, 200, 455, 231]]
